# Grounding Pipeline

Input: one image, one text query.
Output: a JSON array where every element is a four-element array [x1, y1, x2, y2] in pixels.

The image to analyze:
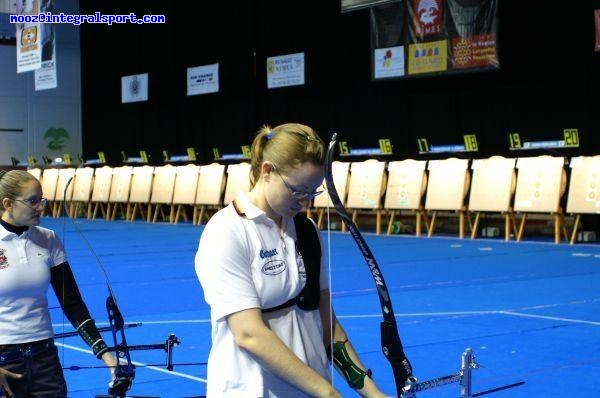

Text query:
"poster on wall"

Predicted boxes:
[[407, 39, 447, 75], [374, 45, 405, 78], [121, 73, 149, 103], [15, 0, 42, 73], [34, 0, 57, 90], [187, 63, 219, 96], [371, 0, 499, 80], [266, 52, 305, 89]]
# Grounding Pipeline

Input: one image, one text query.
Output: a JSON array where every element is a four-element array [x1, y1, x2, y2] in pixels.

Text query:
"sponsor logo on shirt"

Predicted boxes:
[[259, 248, 278, 259], [0, 248, 9, 269], [261, 260, 286, 275]]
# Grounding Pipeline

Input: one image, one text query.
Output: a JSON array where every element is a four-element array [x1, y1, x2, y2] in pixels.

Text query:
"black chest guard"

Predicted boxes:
[[262, 214, 321, 313]]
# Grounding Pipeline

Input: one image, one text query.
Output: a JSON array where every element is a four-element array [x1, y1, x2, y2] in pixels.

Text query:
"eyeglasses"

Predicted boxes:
[[275, 170, 324, 200], [14, 197, 48, 209]]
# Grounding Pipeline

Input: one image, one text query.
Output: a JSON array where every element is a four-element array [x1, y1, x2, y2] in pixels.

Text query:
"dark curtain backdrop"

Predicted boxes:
[[80, 1, 600, 164]]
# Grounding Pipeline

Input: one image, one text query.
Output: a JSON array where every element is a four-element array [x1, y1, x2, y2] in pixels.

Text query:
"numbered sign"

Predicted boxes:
[[187, 147, 197, 161], [417, 138, 429, 154], [508, 132, 522, 150], [463, 134, 478, 152], [241, 145, 251, 159], [563, 128, 579, 147], [338, 141, 350, 156], [378, 138, 393, 155]]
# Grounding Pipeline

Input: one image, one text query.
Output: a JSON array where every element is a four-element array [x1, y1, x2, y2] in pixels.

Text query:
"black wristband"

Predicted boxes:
[[92, 339, 109, 358], [77, 318, 109, 358]]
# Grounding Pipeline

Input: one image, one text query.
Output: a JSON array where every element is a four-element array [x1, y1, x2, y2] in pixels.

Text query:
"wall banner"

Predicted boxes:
[[371, 0, 499, 79], [35, 0, 57, 91], [266, 52, 305, 89], [121, 73, 149, 103], [373, 45, 405, 78], [16, 0, 42, 73], [187, 63, 219, 96]]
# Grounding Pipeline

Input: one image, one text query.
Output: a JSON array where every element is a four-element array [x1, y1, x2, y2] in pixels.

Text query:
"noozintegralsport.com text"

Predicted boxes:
[[10, 12, 165, 26]]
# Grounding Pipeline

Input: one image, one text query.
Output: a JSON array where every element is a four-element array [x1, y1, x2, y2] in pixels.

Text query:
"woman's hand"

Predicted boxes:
[[100, 351, 134, 395], [356, 376, 389, 398], [100, 351, 118, 382], [0, 367, 23, 398]]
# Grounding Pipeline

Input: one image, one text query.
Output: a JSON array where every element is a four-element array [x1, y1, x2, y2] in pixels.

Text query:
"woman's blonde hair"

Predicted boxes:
[[249, 123, 325, 188], [0, 170, 39, 213]]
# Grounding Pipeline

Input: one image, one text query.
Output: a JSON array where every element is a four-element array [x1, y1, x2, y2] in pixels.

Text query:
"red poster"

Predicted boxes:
[[451, 33, 499, 69], [412, 0, 443, 37], [596, 10, 600, 52]]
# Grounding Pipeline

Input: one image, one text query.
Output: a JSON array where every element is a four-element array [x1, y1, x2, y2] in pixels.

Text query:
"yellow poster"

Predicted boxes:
[[408, 40, 447, 75]]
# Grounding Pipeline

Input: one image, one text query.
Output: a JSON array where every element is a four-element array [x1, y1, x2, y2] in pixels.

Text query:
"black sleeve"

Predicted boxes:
[[51, 262, 109, 358]]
